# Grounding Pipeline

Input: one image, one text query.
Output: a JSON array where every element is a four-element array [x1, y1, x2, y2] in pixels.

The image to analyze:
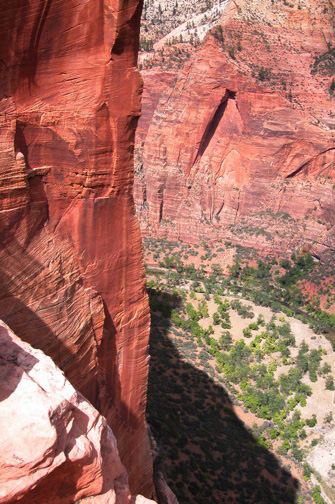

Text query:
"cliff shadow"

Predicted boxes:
[[146, 288, 299, 504], [0, 233, 139, 441], [0, 324, 38, 401], [0, 233, 75, 377]]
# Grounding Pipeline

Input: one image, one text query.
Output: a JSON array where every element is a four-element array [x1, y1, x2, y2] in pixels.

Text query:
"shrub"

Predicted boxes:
[[243, 328, 252, 338], [229, 47, 236, 59], [325, 412, 333, 423], [322, 362, 331, 375], [280, 259, 291, 270], [306, 414, 317, 427], [326, 376, 335, 390], [312, 485, 326, 504], [303, 463, 312, 481], [249, 322, 259, 330], [309, 369, 318, 382], [219, 331, 233, 351], [258, 66, 270, 81]]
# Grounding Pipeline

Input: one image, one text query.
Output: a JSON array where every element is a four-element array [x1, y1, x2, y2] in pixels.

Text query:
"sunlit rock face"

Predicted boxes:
[[0, 0, 153, 497], [136, 0, 335, 259], [0, 320, 156, 504]]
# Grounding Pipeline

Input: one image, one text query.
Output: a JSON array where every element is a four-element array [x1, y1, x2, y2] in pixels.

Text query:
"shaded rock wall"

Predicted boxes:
[[135, 0, 335, 259], [0, 0, 153, 497]]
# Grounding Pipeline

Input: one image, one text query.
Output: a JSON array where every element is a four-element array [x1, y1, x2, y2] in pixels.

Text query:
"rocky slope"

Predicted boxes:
[[136, 0, 335, 261], [0, 0, 153, 499], [141, 0, 226, 48], [0, 320, 155, 504]]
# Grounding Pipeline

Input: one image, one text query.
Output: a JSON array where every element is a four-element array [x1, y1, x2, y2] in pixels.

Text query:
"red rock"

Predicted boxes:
[[136, 70, 177, 147], [0, 0, 153, 497], [136, 0, 335, 259], [0, 320, 155, 504]]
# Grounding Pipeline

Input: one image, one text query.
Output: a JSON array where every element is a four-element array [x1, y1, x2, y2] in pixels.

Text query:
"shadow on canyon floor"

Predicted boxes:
[[147, 289, 299, 504]]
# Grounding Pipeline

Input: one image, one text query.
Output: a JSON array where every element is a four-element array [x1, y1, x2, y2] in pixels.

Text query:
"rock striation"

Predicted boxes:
[[0, 0, 153, 498], [136, 0, 335, 259], [0, 319, 155, 504]]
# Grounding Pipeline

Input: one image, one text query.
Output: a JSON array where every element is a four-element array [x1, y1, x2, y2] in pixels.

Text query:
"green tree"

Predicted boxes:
[[326, 376, 335, 390]]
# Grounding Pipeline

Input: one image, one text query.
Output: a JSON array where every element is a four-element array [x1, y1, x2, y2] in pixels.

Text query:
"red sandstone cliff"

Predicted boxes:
[[0, 0, 153, 498], [135, 0, 335, 260]]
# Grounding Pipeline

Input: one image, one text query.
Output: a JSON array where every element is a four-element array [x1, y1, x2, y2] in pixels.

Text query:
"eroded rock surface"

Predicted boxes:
[[0, 320, 155, 504], [136, 0, 335, 259], [0, 0, 152, 497]]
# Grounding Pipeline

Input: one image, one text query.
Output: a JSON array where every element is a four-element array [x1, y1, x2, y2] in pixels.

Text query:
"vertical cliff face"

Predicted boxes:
[[0, 0, 153, 497], [136, 0, 335, 259]]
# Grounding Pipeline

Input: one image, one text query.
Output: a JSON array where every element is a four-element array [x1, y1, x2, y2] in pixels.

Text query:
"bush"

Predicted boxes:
[[243, 328, 252, 338], [322, 362, 331, 375], [258, 66, 270, 81], [306, 414, 317, 427], [312, 485, 326, 504], [249, 322, 259, 330], [309, 369, 318, 382], [292, 446, 303, 462], [303, 463, 312, 481], [326, 376, 335, 390], [280, 259, 291, 270], [219, 331, 233, 351]]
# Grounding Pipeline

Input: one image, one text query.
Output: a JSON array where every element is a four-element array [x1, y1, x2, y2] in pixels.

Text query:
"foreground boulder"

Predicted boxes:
[[0, 320, 155, 504]]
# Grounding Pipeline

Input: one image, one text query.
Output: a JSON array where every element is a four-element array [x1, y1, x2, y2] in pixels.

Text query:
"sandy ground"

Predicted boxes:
[[189, 292, 335, 424], [308, 429, 335, 503]]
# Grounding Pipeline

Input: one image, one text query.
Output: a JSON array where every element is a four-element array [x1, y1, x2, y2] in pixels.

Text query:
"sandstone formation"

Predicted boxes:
[[0, 320, 156, 504], [0, 0, 153, 497], [136, 0, 335, 260]]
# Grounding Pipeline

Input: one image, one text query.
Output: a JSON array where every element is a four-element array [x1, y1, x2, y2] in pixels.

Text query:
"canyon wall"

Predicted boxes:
[[0, 0, 153, 498], [136, 0, 335, 260]]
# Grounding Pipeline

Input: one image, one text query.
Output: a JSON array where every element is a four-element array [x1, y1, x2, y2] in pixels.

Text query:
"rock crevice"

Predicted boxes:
[[193, 90, 237, 167]]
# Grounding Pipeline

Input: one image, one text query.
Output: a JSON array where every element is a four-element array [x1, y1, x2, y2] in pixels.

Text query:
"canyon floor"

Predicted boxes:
[[144, 238, 335, 504]]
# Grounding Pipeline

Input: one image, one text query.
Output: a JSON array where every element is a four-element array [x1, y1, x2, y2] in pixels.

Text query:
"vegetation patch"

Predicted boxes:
[[145, 239, 335, 503], [312, 48, 335, 76]]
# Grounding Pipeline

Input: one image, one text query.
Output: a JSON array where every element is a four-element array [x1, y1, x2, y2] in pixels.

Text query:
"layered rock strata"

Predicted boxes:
[[136, 0, 335, 259], [0, 0, 153, 497]]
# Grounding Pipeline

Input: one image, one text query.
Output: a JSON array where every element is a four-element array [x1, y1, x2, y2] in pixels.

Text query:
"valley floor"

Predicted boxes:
[[144, 238, 335, 503]]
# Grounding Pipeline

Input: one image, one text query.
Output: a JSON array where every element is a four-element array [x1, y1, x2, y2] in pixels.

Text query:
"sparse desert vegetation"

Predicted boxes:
[[144, 237, 335, 503]]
